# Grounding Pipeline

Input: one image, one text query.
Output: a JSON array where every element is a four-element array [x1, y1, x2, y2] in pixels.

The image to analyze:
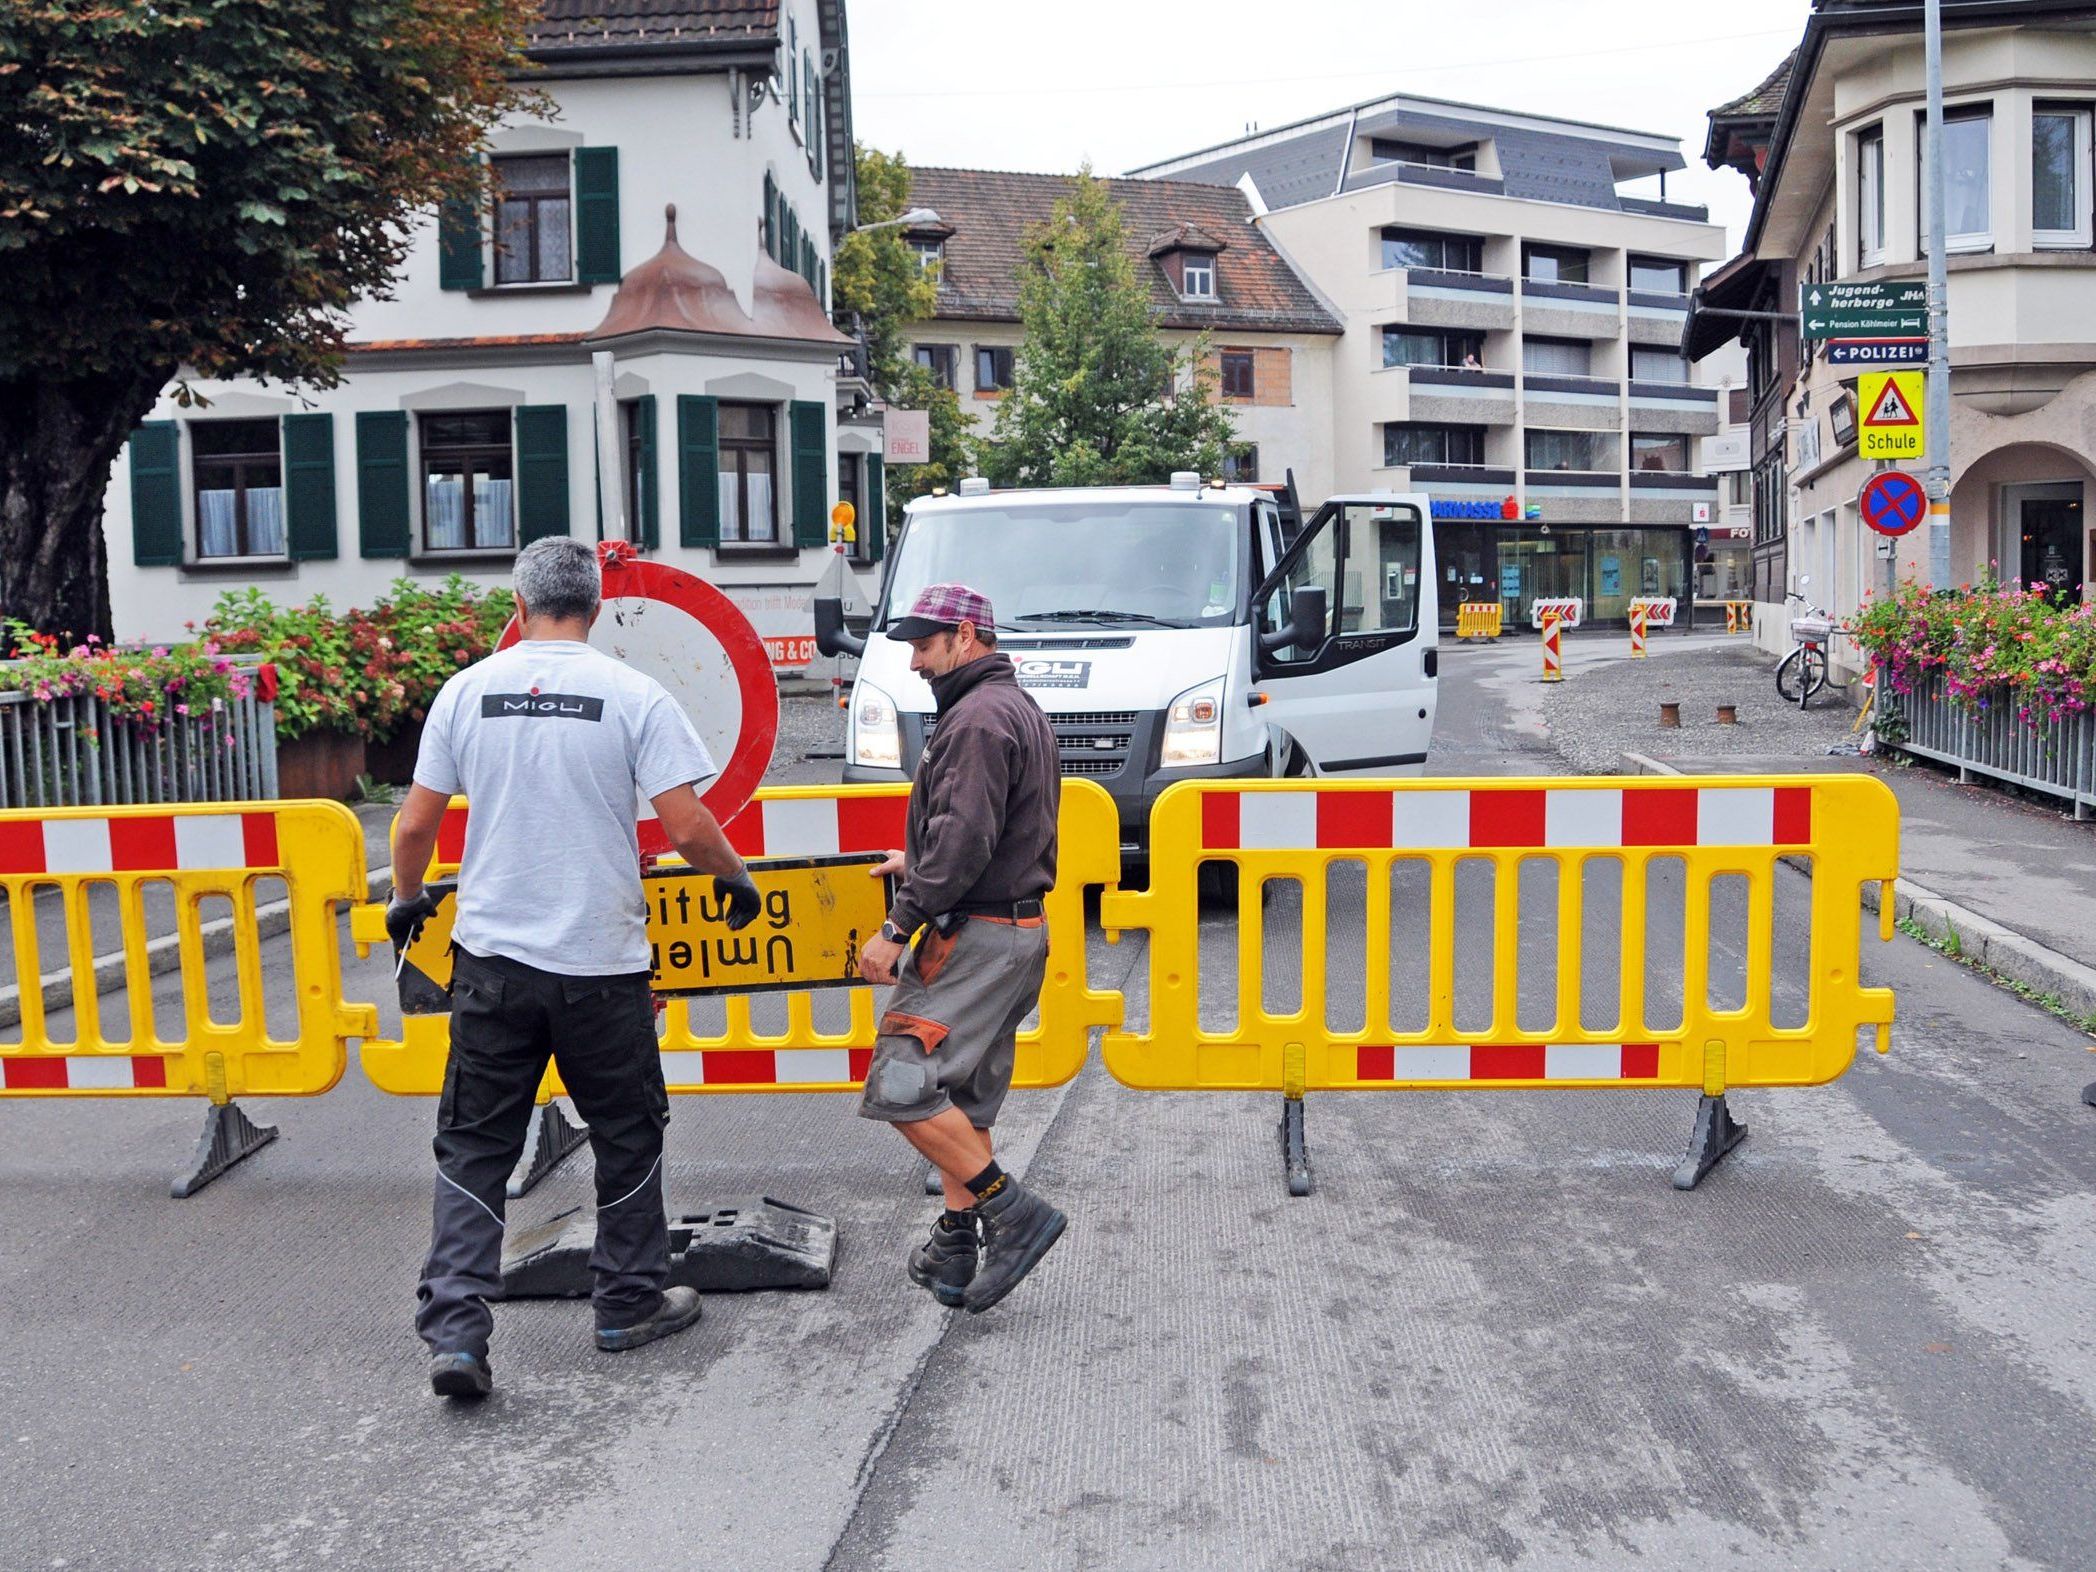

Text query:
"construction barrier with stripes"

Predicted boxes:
[[3, 770, 1900, 1200], [1097, 775, 1898, 1192], [1455, 603, 1503, 640], [0, 801, 377, 1193], [346, 780, 1122, 1102]]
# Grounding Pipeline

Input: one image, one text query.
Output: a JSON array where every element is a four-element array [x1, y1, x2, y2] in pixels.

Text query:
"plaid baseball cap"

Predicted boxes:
[[887, 582, 996, 641]]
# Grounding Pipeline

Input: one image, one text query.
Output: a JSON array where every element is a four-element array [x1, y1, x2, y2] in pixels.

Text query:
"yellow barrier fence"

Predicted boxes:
[[0, 800, 377, 1194], [1099, 776, 1898, 1193], [349, 778, 1122, 1101], [1455, 603, 1503, 640]]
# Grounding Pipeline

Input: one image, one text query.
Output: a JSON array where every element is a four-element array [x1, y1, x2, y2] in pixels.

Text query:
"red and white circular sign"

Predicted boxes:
[[499, 544, 779, 853]]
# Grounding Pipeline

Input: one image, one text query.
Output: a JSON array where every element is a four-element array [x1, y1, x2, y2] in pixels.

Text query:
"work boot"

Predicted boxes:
[[429, 1351, 493, 1400], [906, 1214, 979, 1308], [962, 1179, 1067, 1314], [594, 1286, 704, 1353]]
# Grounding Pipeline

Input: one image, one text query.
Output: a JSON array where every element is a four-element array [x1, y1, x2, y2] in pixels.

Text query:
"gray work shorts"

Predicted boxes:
[[858, 916, 1050, 1129]]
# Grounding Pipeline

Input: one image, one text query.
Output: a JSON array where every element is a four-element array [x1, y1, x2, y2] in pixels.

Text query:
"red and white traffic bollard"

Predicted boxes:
[[1630, 601, 1648, 658], [1541, 611, 1563, 682]]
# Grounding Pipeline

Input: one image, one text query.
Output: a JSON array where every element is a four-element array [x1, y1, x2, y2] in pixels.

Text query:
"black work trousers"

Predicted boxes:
[[415, 946, 671, 1357]]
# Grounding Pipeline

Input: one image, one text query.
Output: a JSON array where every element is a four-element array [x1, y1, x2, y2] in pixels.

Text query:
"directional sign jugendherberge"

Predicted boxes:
[[1799, 280, 1929, 340]]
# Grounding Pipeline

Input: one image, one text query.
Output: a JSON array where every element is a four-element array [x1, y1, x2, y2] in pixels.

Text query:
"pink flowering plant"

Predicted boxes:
[[1851, 574, 2096, 731], [0, 621, 257, 739]]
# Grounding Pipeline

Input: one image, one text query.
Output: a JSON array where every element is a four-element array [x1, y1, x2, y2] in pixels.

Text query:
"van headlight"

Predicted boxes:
[[850, 682, 902, 769], [1161, 678, 1225, 767]]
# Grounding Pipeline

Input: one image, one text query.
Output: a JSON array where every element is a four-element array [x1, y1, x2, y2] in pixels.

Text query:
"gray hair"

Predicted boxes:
[[513, 538, 601, 622]]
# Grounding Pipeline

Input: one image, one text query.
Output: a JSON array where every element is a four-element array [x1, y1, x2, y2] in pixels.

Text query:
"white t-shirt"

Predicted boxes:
[[413, 640, 718, 975]]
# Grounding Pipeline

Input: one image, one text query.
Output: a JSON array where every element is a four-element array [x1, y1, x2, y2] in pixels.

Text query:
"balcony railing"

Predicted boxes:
[[1403, 364, 1517, 390], [1401, 268, 1514, 296], [1521, 373, 1620, 398], [1523, 469, 1621, 488], [1628, 381, 1718, 402], [1393, 463, 1518, 487], [1519, 278, 1620, 307], [1629, 470, 1718, 490]]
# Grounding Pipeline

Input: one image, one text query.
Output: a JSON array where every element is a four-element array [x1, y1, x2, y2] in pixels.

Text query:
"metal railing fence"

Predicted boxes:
[[0, 656, 278, 808], [1887, 668, 2096, 821]]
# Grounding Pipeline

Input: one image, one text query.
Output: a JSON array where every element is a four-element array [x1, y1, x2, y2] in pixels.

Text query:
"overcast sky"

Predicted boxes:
[[849, 0, 1813, 257]]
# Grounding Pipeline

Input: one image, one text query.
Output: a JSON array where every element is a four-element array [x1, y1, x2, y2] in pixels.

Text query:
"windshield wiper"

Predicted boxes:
[[1014, 609, 1181, 628]]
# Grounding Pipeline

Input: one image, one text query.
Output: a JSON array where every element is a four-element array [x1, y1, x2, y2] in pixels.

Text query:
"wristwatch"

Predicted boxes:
[[879, 919, 909, 946]]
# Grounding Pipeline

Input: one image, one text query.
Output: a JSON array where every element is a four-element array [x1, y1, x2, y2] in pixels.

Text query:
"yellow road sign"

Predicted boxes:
[[392, 854, 892, 1011], [1858, 370, 1924, 460]]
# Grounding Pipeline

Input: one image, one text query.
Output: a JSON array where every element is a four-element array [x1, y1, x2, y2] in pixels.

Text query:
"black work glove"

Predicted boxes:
[[386, 887, 441, 949], [715, 865, 763, 931]]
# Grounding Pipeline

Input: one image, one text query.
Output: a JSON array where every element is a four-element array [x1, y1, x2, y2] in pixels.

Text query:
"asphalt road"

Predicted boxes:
[[4, 653, 2094, 1570]]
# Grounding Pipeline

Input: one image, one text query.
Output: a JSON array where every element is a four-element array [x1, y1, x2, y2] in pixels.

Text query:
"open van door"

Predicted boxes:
[[1253, 493, 1438, 775]]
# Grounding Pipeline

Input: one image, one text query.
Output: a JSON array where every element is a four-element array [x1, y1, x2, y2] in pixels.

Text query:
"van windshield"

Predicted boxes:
[[881, 501, 1245, 631]]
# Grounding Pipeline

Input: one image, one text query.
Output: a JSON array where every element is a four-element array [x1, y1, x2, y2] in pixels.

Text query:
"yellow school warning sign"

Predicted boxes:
[[393, 855, 891, 1012], [1858, 370, 1924, 460]]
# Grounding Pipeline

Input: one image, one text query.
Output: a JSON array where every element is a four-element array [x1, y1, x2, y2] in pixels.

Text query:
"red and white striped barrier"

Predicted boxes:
[[1630, 596, 1678, 628], [660, 1046, 876, 1087], [0, 1053, 172, 1090], [0, 810, 281, 875], [1197, 783, 1814, 850], [1530, 597, 1584, 629], [1630, 601, 1649, 657], [1354, 1043, 1660, 1082], [433, 793, 908, 865], [1541, 612, 1564, 682]]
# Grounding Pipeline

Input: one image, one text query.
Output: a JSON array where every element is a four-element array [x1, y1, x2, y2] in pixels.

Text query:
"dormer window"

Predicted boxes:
[[914, 238, 944, 275], [1149, 223, 1226, 303]]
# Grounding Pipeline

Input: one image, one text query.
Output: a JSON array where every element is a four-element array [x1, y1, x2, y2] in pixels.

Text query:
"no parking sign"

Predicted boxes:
[[1860, 471, 1927, 538], [499, 543, 780, 853]]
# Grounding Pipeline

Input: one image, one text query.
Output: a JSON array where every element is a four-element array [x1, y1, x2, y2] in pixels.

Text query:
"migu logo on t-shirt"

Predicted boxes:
[[480, 692, 606, 721]]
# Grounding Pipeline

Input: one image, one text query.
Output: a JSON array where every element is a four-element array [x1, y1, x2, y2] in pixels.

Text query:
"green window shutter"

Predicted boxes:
[[128, 420, 182, 567], [677, 395, 720, 548], [514, 405, 570, 544], [633, 393, 660, 550], [438, 168, 483, 290], [355, 411, 412, 559], [864, 453, 885, 562], [789, 399, 828, 548], [282, 412, 338, 561], [763, 174, 777, 261], [574, 146, 621, 284]]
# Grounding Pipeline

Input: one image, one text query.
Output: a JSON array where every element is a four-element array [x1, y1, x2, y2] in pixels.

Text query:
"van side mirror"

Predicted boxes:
[[1259, 585, 1328, 654], [813, 596, 864, 658]]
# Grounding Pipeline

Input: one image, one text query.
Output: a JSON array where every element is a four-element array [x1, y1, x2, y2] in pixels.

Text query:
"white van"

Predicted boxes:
[[814, 475, 1439, 852]]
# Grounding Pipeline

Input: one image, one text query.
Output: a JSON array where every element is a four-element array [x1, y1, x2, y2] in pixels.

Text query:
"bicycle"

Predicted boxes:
[[1774, 585, 1854, 708]]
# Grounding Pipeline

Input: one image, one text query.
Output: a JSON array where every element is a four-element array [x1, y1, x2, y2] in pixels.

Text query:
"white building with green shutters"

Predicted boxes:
[[102, 0, 885, 670]]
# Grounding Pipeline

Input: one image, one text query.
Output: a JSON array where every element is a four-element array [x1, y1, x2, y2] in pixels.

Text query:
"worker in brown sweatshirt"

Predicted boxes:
[[855, 582, 1067, 1313]]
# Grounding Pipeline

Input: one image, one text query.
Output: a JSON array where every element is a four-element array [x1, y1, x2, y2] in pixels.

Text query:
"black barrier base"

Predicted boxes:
[[500, 1196, 835, 1298], [2084, 1082, 2096, 1108], [922, 1159, 943, 1197], [507, 1100, 588, 1199], [1673, 1094, 1748, 1191], [1279, 1096, 1314, 1197], [172, 1101, 278, 1198]]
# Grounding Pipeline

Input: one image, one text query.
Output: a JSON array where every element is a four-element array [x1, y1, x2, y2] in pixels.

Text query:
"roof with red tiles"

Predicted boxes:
[[526, 0, 779, 59], [905, 167, 1341, 336]]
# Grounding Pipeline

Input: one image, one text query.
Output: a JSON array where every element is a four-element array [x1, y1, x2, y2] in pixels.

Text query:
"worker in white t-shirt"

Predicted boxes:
[[384, 537, 762, 1401]]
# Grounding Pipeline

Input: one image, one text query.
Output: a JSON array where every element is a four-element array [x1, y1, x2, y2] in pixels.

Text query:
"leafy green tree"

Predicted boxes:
[[0, 0, 539, 641], [830, 142, 973, 541], [982, 166, 1236, 489]]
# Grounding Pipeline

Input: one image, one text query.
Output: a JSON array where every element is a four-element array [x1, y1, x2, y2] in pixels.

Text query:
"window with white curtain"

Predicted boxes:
[[717, 402, 778, 545], [191, 419, 285, 558], [1522, 336, 1592, 377], [2033, 104, 2092, 248], [1857, 125, 1885, 267], [420, 411, 515, 551], [1920, 108, 1993, 252]]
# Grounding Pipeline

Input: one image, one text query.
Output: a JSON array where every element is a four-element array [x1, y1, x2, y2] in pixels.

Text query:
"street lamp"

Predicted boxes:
[[852, 207, 942, 234]]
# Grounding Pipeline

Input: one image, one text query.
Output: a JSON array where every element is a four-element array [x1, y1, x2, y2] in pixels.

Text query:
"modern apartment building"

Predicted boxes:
[[1688, 0, 2096, 665], [1134, 93, 1731, 630], [898, 168, 1344, 501], [100, 0, 872, 669]]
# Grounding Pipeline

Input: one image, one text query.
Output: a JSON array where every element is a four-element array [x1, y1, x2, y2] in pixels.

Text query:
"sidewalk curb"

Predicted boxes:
[[0, 864, 394, 1032], [1621, 751, 2096, 1022]]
